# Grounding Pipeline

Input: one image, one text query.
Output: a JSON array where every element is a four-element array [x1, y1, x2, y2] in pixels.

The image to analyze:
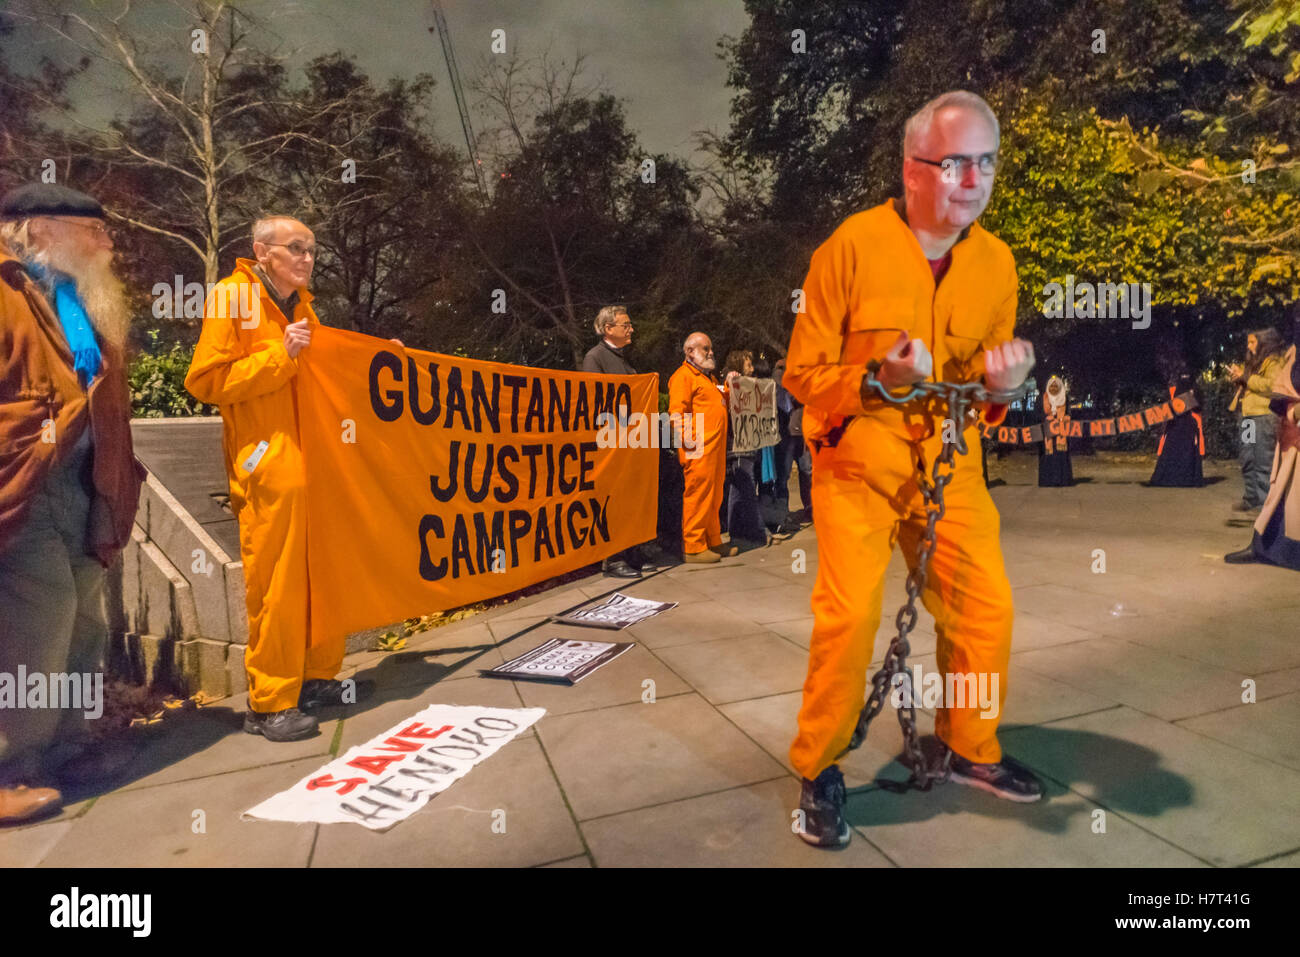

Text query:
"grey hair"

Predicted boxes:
[[251, 216, 302, 244], [903, 90, 1000, 163], [594, 304, 628, 337], [0, 219, 34, 257]]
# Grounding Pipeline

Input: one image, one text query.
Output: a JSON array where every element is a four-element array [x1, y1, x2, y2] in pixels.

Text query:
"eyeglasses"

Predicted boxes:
[[47, 217, 112, 237], [265, 241, 317, 258], [611, 321, 634, 329], [911, 152, 999, 176]]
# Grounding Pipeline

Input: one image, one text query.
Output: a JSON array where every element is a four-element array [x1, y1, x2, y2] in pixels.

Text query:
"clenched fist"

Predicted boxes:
[[284, 320, 312, 359], [984, 338, 1036, 393], [876, 332, 933, 391]]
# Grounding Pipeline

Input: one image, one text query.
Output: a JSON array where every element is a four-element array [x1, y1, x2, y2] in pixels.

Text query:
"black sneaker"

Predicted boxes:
[[948, 751, 1044, 803], [243, 707, 319, 742], [797, 764, 851, 847], [1224, 546, 1260, 564], [299, 678, 376, 711]]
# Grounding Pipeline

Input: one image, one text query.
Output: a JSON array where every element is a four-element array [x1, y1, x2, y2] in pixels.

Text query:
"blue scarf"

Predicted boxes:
[[760, 444, 776, 484], [26, 261, 102, 388]]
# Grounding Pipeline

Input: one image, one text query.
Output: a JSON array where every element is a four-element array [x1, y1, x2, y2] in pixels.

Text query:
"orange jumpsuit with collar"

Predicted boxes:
[[668, 361, 729, 554], [185, 259, 341, 713], [784, 199, 1018, 779]]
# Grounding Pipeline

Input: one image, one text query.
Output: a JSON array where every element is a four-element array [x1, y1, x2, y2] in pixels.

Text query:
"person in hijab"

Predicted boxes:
[[1037, 375, 1074, 487]]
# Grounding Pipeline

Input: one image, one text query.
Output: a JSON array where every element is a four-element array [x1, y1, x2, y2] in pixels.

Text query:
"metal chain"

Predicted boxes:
[[839, 376, 1028, 792]]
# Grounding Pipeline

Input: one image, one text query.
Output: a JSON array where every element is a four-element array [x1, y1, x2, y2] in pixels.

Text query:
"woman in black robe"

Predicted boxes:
[[1037, 375, 1074, 487], [1149, 372, 1205, 487]]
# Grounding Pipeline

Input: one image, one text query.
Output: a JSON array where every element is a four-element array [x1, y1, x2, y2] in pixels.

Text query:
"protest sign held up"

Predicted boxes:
[[296, 328, 659, 638]]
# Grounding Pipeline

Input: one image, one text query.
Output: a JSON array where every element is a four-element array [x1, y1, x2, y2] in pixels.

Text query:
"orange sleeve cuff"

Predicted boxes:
[[983, 402, 1008, 428]]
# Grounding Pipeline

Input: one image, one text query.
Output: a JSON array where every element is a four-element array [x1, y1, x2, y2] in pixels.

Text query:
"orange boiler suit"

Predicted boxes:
[[785, 198, 1019, 780], [668, 360, 729, 554], [185, 259, 341, 713]]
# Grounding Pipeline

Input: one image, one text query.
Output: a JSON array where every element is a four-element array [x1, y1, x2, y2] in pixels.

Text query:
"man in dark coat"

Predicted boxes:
[[581, 305, 669, 576], [0, 184, 145, 822]]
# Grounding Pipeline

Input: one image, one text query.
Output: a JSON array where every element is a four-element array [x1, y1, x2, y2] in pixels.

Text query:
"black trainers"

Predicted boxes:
[[243, 707, 318, 742], [796, 764, 851, 847], [948, 751, 1044, 803], [299, 678, 376, 711]]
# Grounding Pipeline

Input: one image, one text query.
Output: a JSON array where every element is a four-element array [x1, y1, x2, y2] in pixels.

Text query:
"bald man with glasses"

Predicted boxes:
[[187, 216, 373, 743]]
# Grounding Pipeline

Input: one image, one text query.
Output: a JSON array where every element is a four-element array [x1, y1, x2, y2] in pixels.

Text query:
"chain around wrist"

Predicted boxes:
[[861, 359, 884, 404]]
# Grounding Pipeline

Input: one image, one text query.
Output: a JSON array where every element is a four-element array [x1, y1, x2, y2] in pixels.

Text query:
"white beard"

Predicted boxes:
[[30, 243, 130, 351]]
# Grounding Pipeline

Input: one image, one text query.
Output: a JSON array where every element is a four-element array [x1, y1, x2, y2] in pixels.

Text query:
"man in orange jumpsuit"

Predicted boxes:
[[186, 216, 372, 742], [784, 91, 1040, 847], [668, 332, 739, 563]]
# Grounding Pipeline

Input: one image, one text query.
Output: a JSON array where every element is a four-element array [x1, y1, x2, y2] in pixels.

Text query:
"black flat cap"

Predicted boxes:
[[0, 183, 105, 220]]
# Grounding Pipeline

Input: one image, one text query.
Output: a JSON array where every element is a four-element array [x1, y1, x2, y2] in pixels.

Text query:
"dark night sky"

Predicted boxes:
[[5, 0, 751, 162]]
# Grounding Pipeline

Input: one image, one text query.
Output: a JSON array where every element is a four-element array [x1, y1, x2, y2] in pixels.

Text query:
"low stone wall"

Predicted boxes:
[[114, 418, 402, 697]]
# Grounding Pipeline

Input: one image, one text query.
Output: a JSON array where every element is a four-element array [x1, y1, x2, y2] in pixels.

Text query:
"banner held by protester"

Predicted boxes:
[[297, 327, 659, 638]]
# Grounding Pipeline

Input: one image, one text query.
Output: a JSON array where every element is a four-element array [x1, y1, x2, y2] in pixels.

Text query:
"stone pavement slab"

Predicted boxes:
[[535, 693, 786, 821], [39, 757, 324, 867], [624, 597, 770, 648], [765, 615, 814, 649], [1012, 636, 1256, 722], [1175, 692, 1300, 772], [1002, 707, 1300, 867], [655, 632, 810, 705], [0, 819, 75, 868], [846, 775, 1207, 868], [581, 778, 892, 867]]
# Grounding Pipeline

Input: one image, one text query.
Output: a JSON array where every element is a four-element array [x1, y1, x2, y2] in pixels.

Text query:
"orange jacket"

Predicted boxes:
[[184, 259, 319, 513], [668, 360, 728, 466], [0, 247, 143, 564], [784, 198, 1018, 444]]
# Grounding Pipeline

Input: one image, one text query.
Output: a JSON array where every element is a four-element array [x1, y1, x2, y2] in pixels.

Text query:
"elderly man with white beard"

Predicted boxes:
[[0, 184, 144, 824]]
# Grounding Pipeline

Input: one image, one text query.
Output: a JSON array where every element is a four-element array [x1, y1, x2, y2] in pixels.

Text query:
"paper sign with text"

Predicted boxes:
[[243, 703, 546, 830]]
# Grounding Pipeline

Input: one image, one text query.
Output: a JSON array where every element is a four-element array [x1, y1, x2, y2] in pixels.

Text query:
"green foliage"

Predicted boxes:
[[129, 339, 213, 418]]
